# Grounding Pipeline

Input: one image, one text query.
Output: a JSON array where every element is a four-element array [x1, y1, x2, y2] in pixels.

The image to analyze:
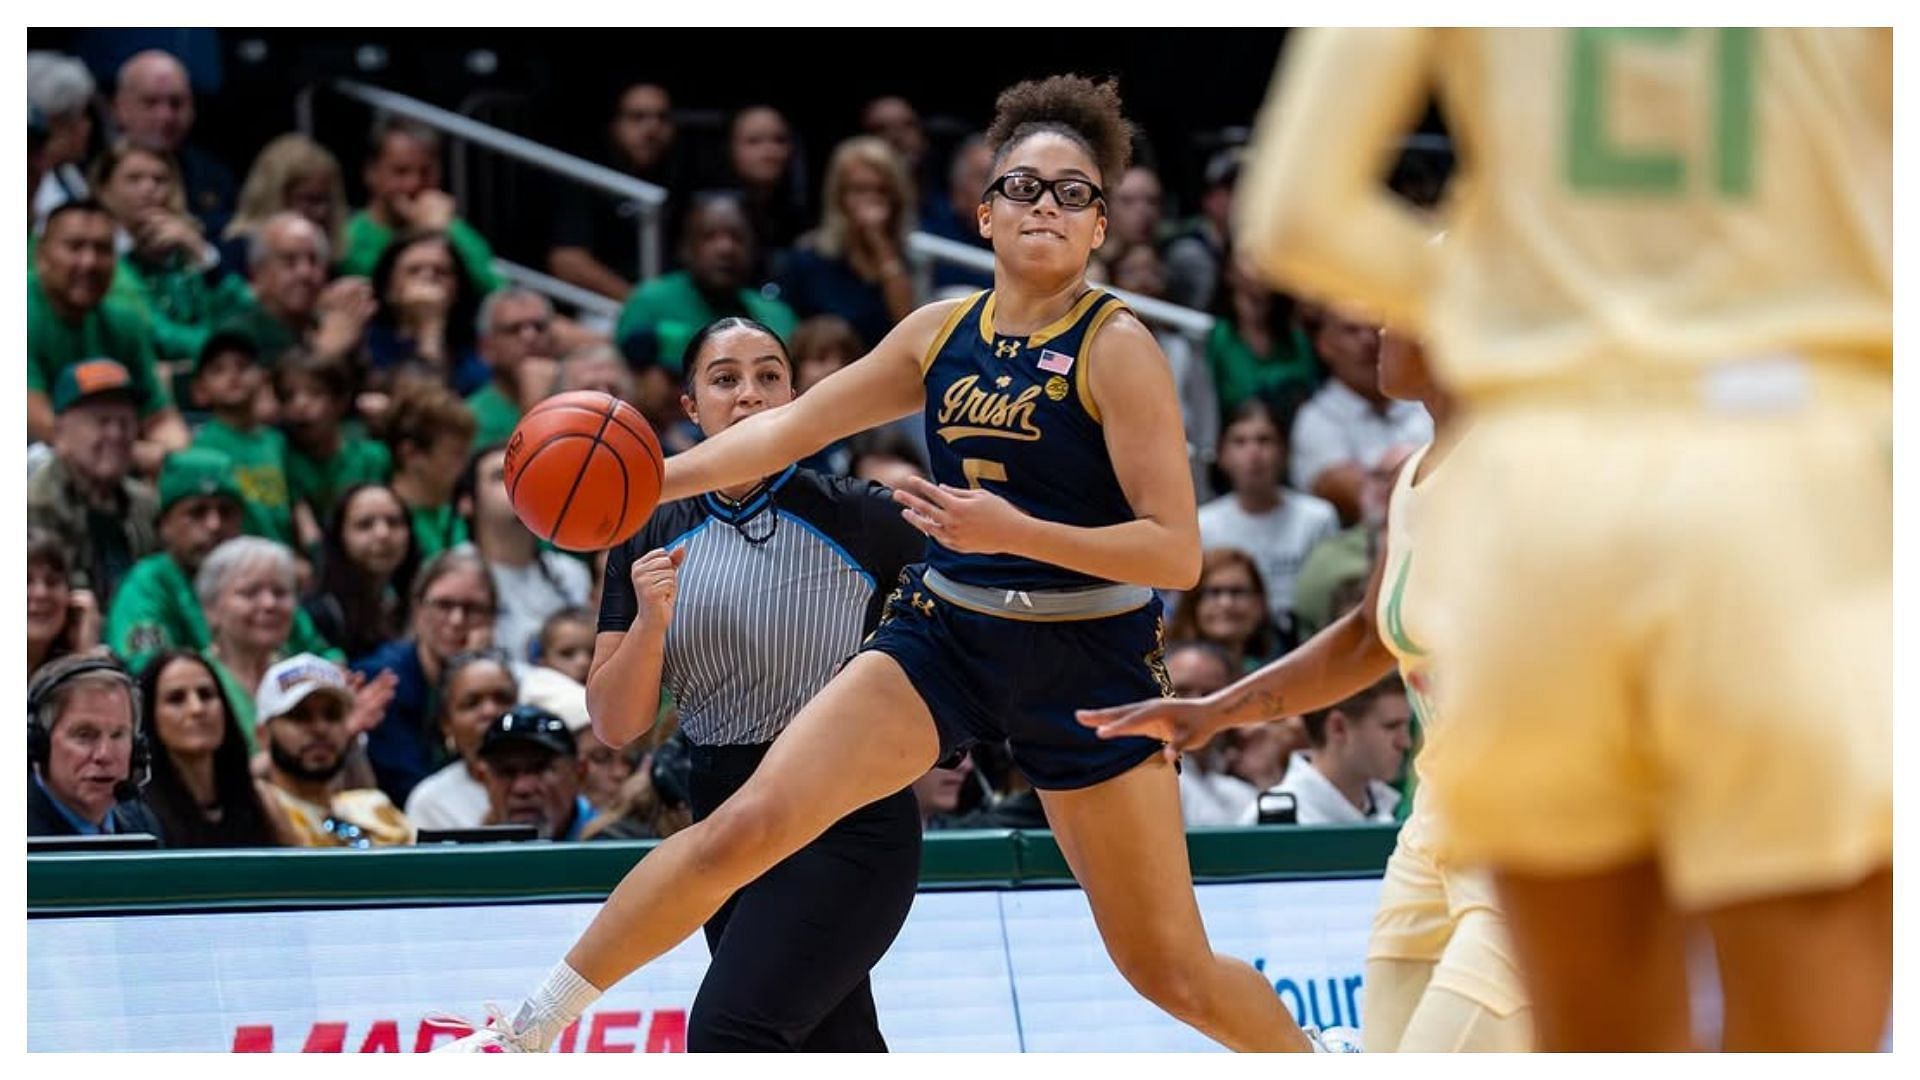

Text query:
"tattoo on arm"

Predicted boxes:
[[1223, 685, 1286, 722]]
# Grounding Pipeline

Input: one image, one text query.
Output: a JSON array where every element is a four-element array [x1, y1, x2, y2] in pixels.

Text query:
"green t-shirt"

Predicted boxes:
[[1206, 320, 1322, 414], [110, 253, 258, 361], [106, 553, 344, 672], [615, 271, 799, 373], [339, 211, 503, 293], [27, 273, 172, 417], [410, 503, 469, 562], [192, 419, 296, 546], [203, 649, 261, 752], [466, 382, 521, 450], [222, 304, 303, 368], [287, 436, 393, 524]]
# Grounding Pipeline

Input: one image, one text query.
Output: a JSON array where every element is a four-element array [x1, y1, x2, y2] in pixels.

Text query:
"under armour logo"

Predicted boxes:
[[994, 340, 1021, 359], [910, 592, 937, 617]]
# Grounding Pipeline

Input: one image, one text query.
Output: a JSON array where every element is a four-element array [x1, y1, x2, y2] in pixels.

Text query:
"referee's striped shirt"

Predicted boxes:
[[598, 465, 925, 746]]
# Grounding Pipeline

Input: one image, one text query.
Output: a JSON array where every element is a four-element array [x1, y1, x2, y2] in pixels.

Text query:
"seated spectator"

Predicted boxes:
[[790, 313, 863, 395], [608, 340, 701, 456], [223, 133, 350, 277], [615, 192, 797, 376], [723, 105, 807, 271], [911, 751, 975, 829], [930, 741, 1045, 830], [1164, 146, 1240, 311], [404, 647, 518, 830], [380, 379, 478, 561], [518, 664, 633, 818], [1198, 399, 1341, 637], [846, 427, 928, 490], [1257, 674, 1411, 826], [476, 706, 596, 841], [135, 649, 293, 847], [915, 134, 995, 291], [304, 483, 420, 662], [110, 49, 236, 236], [108, 448, 342, 668], [27, 528, 105, 681], [27, 654, 165, 840], [1166, 548, 1282, 673], [340, 117, 501, 291], [237, 212, 376, 368], [533, 607, 595, 685], [1107, 165, 1166, 254], [1107, 241, 1218, 498], [188, 329, 308, 546], [92, 140, 253, 361], [195, 536, 310, 743], [862, 94, 930, 195], [257, 653, 415, 846], [467, 288, 558, 449], [782, 137, 919, 349], [556, 341, 634, 398], [276, 348, 394, 526], [26, 359, 162, 604], [1291, 444, 1415, 639], [456, 445, 592, 661], [28, 200, 190, 462], [354, 548, 498, 805], [580, 734, 693, 842], [366, 230, 490, 397], [1167, 640, 1261, 827], [548, 81, 685, 300], [1209, 256, 1321, 415], [26, 51, 96, 228], [1289, 306, 1434, 524]]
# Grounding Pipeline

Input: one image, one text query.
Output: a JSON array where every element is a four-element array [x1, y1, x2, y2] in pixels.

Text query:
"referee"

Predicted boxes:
[[590, 316, 925, 1051]]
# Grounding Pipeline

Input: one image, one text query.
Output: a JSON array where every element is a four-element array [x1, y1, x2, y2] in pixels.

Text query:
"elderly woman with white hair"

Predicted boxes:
[[194, 536, 304, 744], [27, 51, 96, 225]]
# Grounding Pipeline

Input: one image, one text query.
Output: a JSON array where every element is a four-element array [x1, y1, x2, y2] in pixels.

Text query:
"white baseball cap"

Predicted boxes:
[[517, 665, 591, 733], [255, 653, 355, 724]]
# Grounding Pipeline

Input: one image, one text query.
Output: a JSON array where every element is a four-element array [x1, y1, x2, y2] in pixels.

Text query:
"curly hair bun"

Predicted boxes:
[[985, 74, 1133, 186]]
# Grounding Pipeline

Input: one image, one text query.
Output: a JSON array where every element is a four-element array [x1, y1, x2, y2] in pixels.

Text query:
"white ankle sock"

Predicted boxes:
[[511, 960, 603, 1051]]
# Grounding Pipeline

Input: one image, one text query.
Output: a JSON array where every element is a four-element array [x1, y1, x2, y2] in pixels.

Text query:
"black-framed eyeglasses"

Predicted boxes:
[[983, 172, 1105, 211]]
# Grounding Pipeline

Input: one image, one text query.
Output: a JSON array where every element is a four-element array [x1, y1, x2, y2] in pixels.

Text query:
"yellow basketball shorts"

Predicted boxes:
[[1421, 366, 1891, 911]]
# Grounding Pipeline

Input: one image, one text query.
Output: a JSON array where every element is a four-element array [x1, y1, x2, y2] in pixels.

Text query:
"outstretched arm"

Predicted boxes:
[[1077, 515, 1398, 755], [658, 300, 950, 503]]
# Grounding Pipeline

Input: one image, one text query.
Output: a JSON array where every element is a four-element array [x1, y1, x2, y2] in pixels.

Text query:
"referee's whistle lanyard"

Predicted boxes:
[[703, 472, 787, 547]]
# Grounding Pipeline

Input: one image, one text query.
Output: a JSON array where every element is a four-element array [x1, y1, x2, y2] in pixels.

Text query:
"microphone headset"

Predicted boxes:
[[27, 653, 151, 803]]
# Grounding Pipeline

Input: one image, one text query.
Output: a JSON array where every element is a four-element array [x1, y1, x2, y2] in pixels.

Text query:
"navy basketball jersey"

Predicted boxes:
[[919, 288, 1137, 591]]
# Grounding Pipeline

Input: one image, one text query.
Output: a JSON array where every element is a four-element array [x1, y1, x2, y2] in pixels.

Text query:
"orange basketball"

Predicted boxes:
[[502, 391, 663, 552]]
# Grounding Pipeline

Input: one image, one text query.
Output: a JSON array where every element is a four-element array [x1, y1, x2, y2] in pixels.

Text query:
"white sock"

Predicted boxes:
[[510, 960, 603, 1051]]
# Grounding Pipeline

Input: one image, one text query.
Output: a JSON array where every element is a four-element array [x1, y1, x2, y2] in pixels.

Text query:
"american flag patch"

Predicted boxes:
[[1036, 348, 1075, 375]]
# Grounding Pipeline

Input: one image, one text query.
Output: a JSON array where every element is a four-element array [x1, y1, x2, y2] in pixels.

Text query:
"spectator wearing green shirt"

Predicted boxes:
[[339, 118, 502, 292], [240, 212, 378, 368], [615, 192, 796, 374], [28, 200, 190, 466], [26, 359, 163, 606], [275, 349, 393, 526], [1206, 255, 1322, 417], [91, 141, 255, 362], [188, 329, 314, 549], [106, 447, 340, 669], [467, 288, 558, 449], [382, 378, 478, 562]]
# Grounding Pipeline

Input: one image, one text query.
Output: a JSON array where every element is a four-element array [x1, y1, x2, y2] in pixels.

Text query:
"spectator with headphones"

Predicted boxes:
[[26, 654, 165, 840]]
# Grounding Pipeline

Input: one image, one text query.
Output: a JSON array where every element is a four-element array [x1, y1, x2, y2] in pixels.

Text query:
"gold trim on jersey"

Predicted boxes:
[[1074, 298, 1127, 425], [922, 292, 986, 375], [977, 288, 1106, 348]]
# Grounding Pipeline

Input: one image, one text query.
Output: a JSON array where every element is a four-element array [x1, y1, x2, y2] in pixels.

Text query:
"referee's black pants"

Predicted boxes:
[[685, 741, 922, 1052]]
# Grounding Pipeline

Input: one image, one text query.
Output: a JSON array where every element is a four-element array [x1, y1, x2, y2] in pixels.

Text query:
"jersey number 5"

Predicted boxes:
[[961, 458, 1007, 489], [1565, 27, 1755, 197]]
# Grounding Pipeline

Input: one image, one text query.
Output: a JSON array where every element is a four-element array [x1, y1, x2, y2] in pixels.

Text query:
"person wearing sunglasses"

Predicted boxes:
[[442, 75, 1339, 1055]]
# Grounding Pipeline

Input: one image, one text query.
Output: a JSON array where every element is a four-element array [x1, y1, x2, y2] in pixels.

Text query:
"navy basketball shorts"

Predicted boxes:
[[858, 564, 1171, 790]]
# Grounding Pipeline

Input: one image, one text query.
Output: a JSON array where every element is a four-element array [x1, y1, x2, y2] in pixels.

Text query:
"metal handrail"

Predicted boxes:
[[493, 259, 622, 322], [322, 79, 668, 281], [907, 232, 1215, 339]]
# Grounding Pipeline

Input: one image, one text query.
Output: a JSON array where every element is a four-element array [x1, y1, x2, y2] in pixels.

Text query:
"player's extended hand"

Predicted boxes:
[[631, 546, 688, 629], [1075, 696, 1237, 763], [892, 476, 1027, 555]]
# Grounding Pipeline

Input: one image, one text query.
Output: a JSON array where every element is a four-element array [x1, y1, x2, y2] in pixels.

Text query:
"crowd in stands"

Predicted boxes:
[[26, 43, 1431, 848]]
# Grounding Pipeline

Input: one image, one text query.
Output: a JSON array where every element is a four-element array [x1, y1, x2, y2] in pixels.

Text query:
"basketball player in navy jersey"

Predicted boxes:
[[441, 76, 1328, 1054]]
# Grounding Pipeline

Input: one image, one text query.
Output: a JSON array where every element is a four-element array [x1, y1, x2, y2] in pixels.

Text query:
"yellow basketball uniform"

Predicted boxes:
[[1239, 28, 1891, 911], [1363, 443, 1530, 1052]]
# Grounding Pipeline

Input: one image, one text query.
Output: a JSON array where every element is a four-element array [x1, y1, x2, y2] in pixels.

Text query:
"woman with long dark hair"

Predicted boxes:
[[137, 649, 294, 847], [365, 230, 489, 396], [305, 483, 421, 662]]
